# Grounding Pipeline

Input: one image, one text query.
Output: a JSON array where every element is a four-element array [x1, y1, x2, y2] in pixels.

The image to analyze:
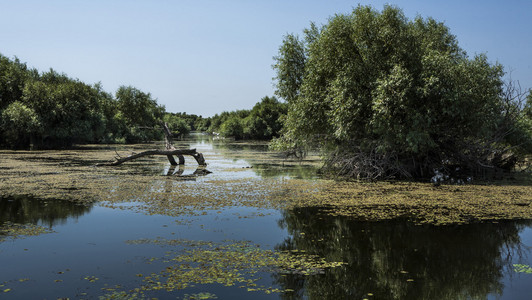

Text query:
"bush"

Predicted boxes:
[[1, 101, 41, 148], [220, 117, 244, 139], [163, 113, 191, 137], [273, 5, 531, 179]]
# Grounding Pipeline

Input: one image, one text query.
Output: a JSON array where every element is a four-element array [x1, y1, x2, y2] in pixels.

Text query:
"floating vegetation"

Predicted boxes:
[[0, 221, 54, 242], [513, 264, 532, 274], [182, 292, 218, 299], [84, 276, 99, 282], [98, 290, 144, 300], [0, 145, 531, 227], [0, 278, 32, 295], [127, 238, 345, 294]]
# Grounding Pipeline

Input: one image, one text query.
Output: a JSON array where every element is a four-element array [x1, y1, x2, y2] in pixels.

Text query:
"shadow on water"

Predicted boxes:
[[274, 206, 532, 300], [0, 195, 92, 228]]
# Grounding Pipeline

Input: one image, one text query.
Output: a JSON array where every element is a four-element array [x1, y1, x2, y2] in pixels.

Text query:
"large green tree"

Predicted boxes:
[[209, 96, 287, 140], [163, 113, 191, 137], [114, 86, 165, 143], [273, 5, 531, 179], [244, 96, 287, 140], [1, 101, 41, 148]]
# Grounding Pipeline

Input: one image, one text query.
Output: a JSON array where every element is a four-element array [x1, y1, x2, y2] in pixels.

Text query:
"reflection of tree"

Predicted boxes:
[[250, 163, 318, 179], [212, 140, 320, 179], [275, 207, 531, 300], [211, 140, 269, 152], [0, 195, 92, 228]]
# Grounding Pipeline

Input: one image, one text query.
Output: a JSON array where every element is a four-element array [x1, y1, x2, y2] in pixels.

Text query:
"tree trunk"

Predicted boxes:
[[163, 122, 179, 165], [95, 123, 207, 167], [96, 149, 207, 166]]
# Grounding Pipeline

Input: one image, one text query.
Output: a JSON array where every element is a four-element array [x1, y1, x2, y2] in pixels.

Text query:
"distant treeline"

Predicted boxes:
[[164, 96, 287, 140], [162, 96, 287, 140], [207, 96, 287, 140], [0, 54, 286, 149]]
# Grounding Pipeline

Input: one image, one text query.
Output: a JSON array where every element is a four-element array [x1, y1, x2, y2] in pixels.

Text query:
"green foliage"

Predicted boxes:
[[523, 91, 532, 134], [526, 91, 532, 119], [0, 55, 33, 146], [244, 96, 287, 140], [0, 55, 32, 110], [273, 5, 531, 178], [115, 86, 164, 143], [21, 72, 108, 146], [0, 54, 168, 148], [209, 96, 286, 140], [167, 112, 205, 131], [163, 113, 191, 137], [209, 110, 249, 135], [194, 117, 211, 132], [273, 34, 306, 103], [1, 101, 41, 148], [116, 86, 164, 128], [220, 116, 244, 139]]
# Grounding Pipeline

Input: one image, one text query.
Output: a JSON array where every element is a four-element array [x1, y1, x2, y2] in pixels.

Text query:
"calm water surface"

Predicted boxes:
[[1, 134, 532, 299]]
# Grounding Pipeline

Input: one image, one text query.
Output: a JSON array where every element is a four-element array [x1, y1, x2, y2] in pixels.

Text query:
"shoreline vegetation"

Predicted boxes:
[[0, 53, 286, 150]]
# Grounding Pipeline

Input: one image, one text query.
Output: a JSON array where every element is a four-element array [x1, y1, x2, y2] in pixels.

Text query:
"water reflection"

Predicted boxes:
[[0, 195, 92, 227], [251, 163, 319, 179], [165, 165, 212, 178], [88, 134, 319, 179], [205, 138, 320, 179], [211, 140, 270, 152], [275, 207, 532, 300]]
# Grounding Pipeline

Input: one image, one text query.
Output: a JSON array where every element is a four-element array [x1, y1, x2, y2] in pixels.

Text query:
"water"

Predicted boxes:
[[1, 134, 531, 299]]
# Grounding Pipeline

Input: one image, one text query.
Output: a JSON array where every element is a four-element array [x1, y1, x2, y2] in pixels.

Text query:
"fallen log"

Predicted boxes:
[[96, 123, 207, 167], [96, 148, 207, 167]]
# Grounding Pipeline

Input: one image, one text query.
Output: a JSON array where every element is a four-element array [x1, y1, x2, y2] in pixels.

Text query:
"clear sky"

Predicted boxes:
[[1, 0, 531, 117]]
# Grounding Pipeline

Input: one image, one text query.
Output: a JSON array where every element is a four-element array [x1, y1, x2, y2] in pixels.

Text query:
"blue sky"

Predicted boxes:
[[1, 0, 531, 116]]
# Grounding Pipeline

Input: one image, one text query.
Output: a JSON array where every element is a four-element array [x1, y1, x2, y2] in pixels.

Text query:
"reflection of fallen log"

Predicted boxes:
[[96, 148, 207, 167], [166, 165, 212, 177]]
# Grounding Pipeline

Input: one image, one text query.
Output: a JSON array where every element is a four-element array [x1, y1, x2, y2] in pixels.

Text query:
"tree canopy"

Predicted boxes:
[[273, 5, 531, 179], [0, 54, 167, 148], [209, 96, 287, 140]]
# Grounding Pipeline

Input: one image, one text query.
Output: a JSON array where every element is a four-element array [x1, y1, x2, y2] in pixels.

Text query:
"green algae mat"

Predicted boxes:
[[1, 144, 530, 225]]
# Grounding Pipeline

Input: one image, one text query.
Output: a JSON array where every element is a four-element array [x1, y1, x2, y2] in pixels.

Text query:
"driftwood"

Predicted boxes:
[[163, 121, 180, 165], [96, 148, 206, 166], [96, 122, 207, 167]]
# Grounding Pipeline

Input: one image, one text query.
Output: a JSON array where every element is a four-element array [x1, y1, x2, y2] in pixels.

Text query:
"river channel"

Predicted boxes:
[[1, 133, 531, 299]]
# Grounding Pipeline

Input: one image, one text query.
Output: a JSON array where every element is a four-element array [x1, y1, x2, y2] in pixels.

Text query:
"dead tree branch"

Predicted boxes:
[[96, 149, 206, 166], [96, 123, 207, 167]]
